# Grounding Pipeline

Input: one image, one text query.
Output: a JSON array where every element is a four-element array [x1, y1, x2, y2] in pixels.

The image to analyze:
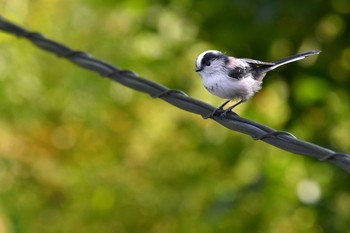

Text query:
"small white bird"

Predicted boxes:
[[195, 49, 321, 117]]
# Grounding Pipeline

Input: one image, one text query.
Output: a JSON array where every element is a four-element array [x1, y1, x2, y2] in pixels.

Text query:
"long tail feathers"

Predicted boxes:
[[268, 50, 321, 71]]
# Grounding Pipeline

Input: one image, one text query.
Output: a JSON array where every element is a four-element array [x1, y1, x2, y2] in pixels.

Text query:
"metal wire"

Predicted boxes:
[[1, 16, 350, 173]]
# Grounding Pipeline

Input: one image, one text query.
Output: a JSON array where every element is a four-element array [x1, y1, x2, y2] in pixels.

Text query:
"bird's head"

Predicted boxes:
[[195, 50, 228, 75]]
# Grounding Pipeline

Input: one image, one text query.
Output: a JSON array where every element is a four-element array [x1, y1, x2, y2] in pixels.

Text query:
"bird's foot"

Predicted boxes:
[[202, 107, 225, 119], [202, 100, 231, 119], [203, 105, 239, 119], [219, 107, 239, 117], [218, 99, 243, 117]]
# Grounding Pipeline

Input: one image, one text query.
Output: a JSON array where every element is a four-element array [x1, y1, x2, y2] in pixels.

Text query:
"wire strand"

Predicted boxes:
[[1, 16, 350, 173]]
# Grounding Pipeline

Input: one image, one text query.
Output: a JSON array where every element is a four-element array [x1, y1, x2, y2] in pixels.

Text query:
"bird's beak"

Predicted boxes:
[[195, 67, 202, 72]]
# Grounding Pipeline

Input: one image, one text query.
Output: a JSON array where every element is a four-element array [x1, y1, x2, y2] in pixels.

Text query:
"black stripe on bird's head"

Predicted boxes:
[[195, 50, 227, 72]]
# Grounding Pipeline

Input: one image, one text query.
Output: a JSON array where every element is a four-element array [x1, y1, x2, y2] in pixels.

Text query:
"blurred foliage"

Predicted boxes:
[[0, 0, 350, 232]]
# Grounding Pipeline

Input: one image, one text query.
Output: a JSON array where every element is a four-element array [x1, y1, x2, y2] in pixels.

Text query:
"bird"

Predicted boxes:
[[195, 49, 321, 117]]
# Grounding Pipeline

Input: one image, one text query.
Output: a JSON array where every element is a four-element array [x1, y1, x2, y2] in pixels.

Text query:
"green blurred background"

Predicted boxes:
[[1, 0, 350, 232]]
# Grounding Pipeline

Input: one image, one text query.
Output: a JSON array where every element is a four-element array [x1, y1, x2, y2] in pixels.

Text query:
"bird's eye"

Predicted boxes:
[[206, 62, 211, 66]]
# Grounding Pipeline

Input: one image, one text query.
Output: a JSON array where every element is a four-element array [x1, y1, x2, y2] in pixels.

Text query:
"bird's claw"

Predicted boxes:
[[203, 107, 238, 119], [219, 108, 239, 117], [202, 107, 225, 119], [203, 108, 223, 119]]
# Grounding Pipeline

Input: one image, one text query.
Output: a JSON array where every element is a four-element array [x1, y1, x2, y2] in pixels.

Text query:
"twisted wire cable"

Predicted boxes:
[[1, 16, 350, 173]]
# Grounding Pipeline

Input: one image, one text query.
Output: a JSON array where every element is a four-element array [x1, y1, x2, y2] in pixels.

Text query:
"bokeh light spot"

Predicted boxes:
[[297, 179, 321, 204]]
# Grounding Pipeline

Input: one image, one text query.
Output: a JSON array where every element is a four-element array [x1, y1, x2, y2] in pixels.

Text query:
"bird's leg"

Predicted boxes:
[[218, 100, 231, 110], [220, 99, 244, 116], [203, 100, 231, 119]]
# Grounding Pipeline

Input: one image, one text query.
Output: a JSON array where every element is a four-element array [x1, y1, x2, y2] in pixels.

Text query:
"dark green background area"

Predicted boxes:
[[0, 0, 350, 232]]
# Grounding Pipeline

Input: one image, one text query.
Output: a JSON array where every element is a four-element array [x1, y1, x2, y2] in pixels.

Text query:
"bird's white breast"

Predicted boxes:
[[201, 73, 262, 101]]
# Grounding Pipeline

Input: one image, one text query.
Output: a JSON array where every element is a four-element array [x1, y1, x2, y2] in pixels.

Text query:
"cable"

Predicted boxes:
[[1, 16, 350, 173]]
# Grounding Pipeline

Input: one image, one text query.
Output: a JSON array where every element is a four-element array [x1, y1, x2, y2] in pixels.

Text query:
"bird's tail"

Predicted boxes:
[[265, 50, 321, 72]]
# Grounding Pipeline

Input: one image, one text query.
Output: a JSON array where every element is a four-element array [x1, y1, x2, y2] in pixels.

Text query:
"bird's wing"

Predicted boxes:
[[227, 66, 248, 79], [226, 57, 274, 79], [227, 59, 273, 79]]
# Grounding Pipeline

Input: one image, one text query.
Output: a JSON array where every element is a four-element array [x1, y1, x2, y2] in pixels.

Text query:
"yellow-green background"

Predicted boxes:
[[1, 0, 350, 232]]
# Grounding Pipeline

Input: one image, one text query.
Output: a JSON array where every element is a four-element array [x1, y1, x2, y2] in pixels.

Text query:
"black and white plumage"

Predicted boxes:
[[195, 50, 321, 115]]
